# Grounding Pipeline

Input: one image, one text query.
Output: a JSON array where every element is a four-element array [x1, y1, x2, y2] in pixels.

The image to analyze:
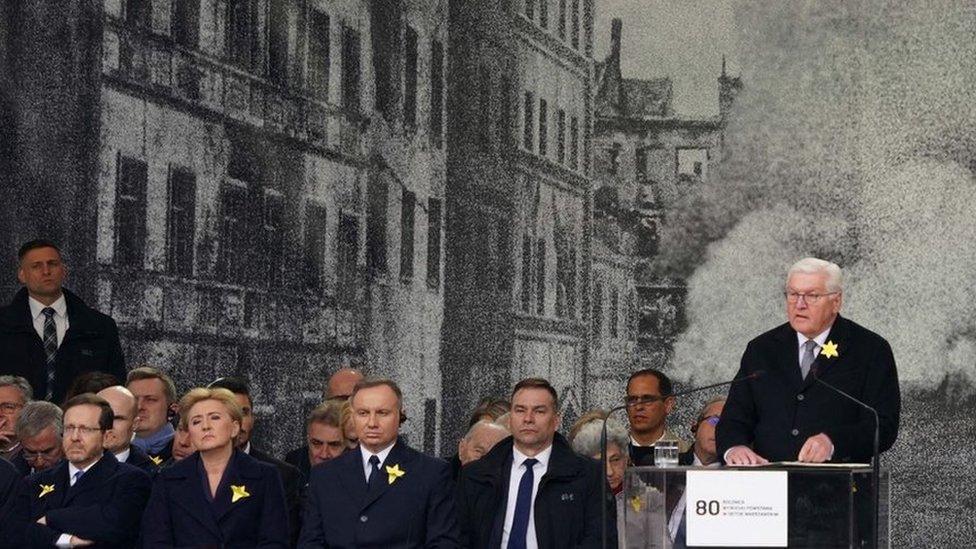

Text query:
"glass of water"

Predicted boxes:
[[654, 440, 679, 467]]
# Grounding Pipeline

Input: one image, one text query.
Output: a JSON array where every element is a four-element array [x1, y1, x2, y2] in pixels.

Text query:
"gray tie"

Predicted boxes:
[[42, 308, 58, 400], [800, 340, 817, 379]]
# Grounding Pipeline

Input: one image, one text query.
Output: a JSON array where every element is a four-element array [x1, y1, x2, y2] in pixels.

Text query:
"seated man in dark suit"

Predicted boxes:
[[0, 239, 125, 403], [285, 399, 348, 481], [717, 257, 901, 465], [0, 457, 23, 548], [456, 378, 616, 549], [299, 378, 459, 548], [209, 376, 304, 544], [96, 385, 158, 474], [10, 393, 151, 547], [11, 401, 63, 477]]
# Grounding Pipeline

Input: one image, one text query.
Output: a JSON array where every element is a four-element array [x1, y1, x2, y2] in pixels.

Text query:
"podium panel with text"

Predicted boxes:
[[621, 465, 890, 548]]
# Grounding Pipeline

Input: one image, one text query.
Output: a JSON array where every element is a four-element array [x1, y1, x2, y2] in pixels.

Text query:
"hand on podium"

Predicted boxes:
[[724, 445, 769, 466], [797, 433, 834, 463]]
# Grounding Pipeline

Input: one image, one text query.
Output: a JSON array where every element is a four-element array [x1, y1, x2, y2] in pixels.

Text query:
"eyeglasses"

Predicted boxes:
[[624, 395, 665, 405], [0, 402, 24, 414], [699, 415, 720, 427], [64, 424, 102, 437], [784, 291, 838, 304], [22, 446, 60, 461]]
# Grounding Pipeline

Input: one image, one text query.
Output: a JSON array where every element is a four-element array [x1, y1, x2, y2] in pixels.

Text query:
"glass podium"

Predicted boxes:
[[620, 465, 890, 548]]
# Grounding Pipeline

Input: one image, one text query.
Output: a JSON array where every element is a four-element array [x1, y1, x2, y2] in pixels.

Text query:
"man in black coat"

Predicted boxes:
[[0, 457, 23, 548], [0, 240, 125, 404], [456, 378, 615, 549], [717, 258, 901, 465], [10, 393, 151, 547]]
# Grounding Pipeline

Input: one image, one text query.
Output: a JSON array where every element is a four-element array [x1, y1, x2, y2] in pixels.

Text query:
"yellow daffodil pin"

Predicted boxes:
[[385, 464, 405, 485], [230, 485, 250, 503], [820, 340, 839, 359], [149, 455, 163, 466], [38, 484, 55, 498], [629, 495, 643, 512]]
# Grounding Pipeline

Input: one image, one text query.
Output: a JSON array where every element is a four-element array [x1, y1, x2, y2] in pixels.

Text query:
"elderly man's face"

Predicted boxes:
[[21, 426, 63, 471], [458, 423, 508, 465], [786, 272, 842, 338], [590, 442, 628, 492], [308, 421, 345, 466], [693, 401, 725, 464], [0, 385, 27, 448]]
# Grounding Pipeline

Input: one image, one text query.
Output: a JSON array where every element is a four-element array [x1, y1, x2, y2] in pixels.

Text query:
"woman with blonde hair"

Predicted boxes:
[[141, 387, 288, 547]]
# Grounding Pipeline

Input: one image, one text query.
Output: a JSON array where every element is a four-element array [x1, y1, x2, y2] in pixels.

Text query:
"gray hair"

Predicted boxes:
[[463, 419, 510, 440], [0, 375, 32, 402], [696, 395, 727, 422], [571, 418, 630, 457], [787, 257, 843, 293], [15, 400, 63, 440]]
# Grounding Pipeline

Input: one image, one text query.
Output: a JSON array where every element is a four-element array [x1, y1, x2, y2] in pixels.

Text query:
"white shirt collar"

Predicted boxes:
[[797, 326, 832, 349], [29, 294, 66, 320], [360, 440, 396, 468], [242, 441, 251, 455], [68, 454, 102, 482], [629, 431, 670, 448], [114, 447, 131, 464], [512, 442, 553, 468]]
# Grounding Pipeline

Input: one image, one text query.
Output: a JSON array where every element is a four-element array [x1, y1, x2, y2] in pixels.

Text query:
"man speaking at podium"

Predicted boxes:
[[717, 258, 900, 465]]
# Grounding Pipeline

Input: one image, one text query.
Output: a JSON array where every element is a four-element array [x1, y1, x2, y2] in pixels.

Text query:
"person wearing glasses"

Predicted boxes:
[[9, 393, 151, 547], [679, 396, 725, 467], [10, 401, 63, 476], [717, 257, 901, 466], [141, 387, 289, 548], [0, 375, 31, 461]]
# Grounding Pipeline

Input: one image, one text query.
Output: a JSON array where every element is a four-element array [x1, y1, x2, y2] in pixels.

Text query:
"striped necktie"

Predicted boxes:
[[42, 307, 58, 400]]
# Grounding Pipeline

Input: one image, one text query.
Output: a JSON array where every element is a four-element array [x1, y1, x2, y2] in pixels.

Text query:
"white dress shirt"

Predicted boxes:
[[114, 447, 131, 464], [29, 294, 68, 346], [359, 442, 395, 483], [500, 444, 553, 549]]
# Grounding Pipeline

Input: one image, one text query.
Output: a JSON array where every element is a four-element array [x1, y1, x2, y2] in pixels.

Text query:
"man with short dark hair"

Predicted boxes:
[[285, 399, 348, 480], [208, 376, 304, 544], [96, 385, 158, 474], [456, 377, 616, 548], [10, 393, 151, 547], [299, 378, 459, 547], [0, 239, 126, 403], [625, 368, 690, 465], [11, 401, 63, 477], [0, 375, 31, 461], [127, 366, 178, 465]]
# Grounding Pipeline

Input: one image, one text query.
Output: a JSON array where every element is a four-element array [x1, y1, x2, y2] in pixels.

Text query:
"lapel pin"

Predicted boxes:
[[820, 340, 839, 359], [38, 484, 55, 498], [230, 484, 250, 503], [385, 464, 405, 485]]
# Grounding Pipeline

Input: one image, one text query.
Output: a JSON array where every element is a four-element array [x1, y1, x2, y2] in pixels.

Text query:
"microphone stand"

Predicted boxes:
[[600, 371, 763, 549], [811, 373, 881, 549]]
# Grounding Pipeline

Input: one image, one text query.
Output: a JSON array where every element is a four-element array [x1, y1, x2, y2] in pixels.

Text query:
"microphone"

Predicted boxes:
[[810, 370, 882, 549], [599, 370, 763, 549]]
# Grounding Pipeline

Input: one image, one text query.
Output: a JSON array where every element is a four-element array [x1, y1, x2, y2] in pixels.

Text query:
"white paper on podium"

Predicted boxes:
[[685, 470, 788, 547]]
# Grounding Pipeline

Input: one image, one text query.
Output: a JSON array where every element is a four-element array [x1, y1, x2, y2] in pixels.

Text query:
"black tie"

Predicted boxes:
[[42, 308, 58, 400], [367, 455, 381, 490]]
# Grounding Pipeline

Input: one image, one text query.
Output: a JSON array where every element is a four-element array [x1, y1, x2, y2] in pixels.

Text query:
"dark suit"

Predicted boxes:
[[122, 444, 159, 475], [142, 449, 289, 548], [456, 434, 616, 549], [716, 315, 901, 463], [298, 438, 459, 548], [250, 446, 304, 546], [11, 452, 150, 548], [0, 288, 125, 403], [9, 449, 32, 477], [0, 457, 23, 548], [284, 445, 311, 482]]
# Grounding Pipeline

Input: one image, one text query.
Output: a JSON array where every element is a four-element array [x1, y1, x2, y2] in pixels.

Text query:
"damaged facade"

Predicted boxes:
[[591, 18, 741, 394]]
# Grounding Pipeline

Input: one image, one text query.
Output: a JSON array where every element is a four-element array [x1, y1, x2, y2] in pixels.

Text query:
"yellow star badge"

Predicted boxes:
[[38, 484, 55, 498], [820, 340, 839, 359], [385, 464, 405, 485], [149, 455, 163, 466], [230, 485, 250, 503]]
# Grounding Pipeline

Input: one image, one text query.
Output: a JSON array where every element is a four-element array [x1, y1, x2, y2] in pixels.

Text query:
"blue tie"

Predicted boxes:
[[366, 455, 381, 491], [507, 458, 538, 549]]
